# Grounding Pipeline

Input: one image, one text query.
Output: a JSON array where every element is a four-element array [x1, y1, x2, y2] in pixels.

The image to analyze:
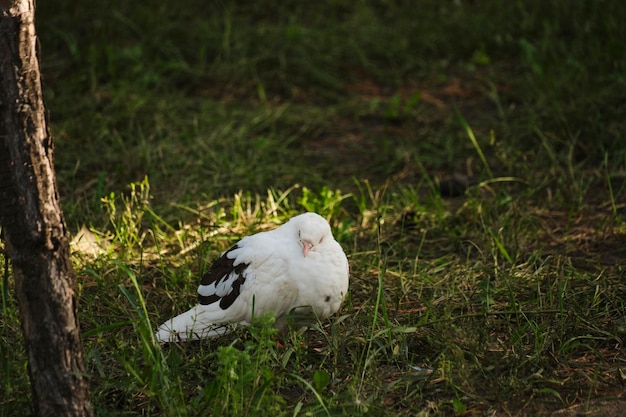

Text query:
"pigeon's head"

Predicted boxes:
[[291, 212, 334, 257]]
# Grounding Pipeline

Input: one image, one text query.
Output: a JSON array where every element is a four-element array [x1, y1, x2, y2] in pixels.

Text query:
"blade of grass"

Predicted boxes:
[[289, 373, 331, 417], [117, 262, 187, 417], [456, 108, 493, 178]]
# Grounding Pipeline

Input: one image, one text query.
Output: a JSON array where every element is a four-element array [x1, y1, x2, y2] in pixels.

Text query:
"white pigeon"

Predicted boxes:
[[155, 212, 350, 342]]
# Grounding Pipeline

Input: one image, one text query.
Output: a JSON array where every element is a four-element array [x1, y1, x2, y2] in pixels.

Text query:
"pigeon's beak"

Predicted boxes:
[[302, 241, 313, 257]]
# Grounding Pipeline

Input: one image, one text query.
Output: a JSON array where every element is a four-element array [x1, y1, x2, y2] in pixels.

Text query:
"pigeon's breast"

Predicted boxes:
[[290, 246, 349, 318]]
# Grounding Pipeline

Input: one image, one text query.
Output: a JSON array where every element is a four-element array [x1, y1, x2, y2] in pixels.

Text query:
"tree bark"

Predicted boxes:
[[0, 1, 92, 416]]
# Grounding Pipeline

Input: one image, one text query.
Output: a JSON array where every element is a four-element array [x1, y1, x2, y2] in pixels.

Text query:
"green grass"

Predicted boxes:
[[1, 0, 626, 415]]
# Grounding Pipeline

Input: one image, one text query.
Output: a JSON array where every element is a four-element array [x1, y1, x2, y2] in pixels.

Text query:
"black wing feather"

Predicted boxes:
[[198, 245, 249, 310]]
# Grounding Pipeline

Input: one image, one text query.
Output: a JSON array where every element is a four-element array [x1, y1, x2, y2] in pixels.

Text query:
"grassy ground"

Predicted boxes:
[[2, 0, 626, 415]]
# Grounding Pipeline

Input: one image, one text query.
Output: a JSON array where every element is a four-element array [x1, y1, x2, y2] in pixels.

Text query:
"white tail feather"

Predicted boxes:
[[155, 305, 235, 343]]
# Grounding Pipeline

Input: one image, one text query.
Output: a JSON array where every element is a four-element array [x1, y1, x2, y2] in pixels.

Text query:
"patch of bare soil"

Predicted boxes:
[[552, 397, 626, 417], [537, 203, 626, 269]]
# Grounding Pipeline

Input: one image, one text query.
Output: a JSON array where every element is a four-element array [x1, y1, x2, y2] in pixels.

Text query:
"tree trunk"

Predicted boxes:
[[0, 1, 92, 416]]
